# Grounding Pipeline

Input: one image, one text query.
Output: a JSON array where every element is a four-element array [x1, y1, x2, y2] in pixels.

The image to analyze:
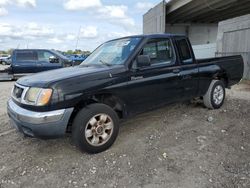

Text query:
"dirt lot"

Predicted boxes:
[[0, 80, 250, 188], [0, 64, 10, 71]]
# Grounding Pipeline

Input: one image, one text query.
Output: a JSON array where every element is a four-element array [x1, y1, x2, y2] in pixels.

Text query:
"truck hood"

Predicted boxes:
[[17, 65, 113, 88]]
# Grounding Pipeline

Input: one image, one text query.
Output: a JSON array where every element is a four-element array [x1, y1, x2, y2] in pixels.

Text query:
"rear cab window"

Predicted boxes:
[[176, 38, 193, 64], [16, 51, 38, 62]]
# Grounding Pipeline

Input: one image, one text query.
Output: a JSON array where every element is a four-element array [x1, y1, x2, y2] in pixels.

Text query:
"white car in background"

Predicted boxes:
[[0, 54, 11, 65]]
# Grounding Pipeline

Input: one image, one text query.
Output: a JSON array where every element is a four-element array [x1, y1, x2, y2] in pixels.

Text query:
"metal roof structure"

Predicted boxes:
[[165, 0, 250, 23]]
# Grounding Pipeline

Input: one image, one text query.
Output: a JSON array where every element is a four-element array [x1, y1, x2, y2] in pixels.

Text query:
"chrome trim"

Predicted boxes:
[[13, 73, 32, 78], [8, 99, 66, 124], [11, 83, 30, 104], [12, 83, 48, 106]]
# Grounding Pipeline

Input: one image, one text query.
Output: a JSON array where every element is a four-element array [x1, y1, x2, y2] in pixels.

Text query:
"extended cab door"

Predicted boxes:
[[12, 50, 38, 74], [126, 38, 182, 114], [174, 37, 199, 99], [37, 50, 62, 71]]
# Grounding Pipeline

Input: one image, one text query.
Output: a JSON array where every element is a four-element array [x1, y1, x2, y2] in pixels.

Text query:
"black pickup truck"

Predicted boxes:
[[7, 34, 244, 153]]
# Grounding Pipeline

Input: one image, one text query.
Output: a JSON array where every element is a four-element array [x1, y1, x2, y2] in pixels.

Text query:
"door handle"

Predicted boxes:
[[172, 69, 180, 74], [131, 76, 144, 80], [37, 63, 42, 66], [182, 75, 192, 79]]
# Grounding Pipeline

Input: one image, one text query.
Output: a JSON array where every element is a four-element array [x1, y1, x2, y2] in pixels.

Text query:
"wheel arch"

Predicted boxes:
[[66, 93, 127, 132], [93, 93, 127, 118], [212, 70, 229, 88]]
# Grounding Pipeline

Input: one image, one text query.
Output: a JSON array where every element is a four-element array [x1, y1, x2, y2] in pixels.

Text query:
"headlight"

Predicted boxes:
[[25, 87, 52, 106], [25, 87, 40, 103], [36, 89, 53, 106]]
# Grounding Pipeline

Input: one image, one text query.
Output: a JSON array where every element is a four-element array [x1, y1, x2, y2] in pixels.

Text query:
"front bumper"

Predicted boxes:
[[7, 99, 74, 138]]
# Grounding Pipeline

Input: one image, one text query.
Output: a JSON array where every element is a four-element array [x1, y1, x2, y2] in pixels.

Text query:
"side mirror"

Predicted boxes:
[[137, 55, 151, 67], [49, 56, 59, 63]]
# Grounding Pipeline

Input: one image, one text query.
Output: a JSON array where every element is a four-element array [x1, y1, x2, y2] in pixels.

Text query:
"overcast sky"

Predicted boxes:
[[0, 0, 160, 51]]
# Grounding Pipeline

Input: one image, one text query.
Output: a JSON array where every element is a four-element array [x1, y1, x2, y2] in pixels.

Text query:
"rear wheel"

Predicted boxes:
[[203, 80, 225, 109], [72, 103, 119, 153]]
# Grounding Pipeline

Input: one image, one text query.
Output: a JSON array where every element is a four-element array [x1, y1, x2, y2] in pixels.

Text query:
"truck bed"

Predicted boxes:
[[197, 55, 244, 86]]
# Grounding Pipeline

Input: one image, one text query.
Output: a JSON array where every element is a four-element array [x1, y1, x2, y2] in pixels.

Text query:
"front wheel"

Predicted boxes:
[[203, 80, 225, 109], [72, 103, 119, 153]]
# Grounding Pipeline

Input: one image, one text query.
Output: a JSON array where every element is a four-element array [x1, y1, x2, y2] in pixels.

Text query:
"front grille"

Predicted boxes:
[[12, 84, 29, 103], [13, 85, 24, 99]]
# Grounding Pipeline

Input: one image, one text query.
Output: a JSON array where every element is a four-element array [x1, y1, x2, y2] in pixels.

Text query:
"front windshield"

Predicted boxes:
[[81, 37, 142, 66]]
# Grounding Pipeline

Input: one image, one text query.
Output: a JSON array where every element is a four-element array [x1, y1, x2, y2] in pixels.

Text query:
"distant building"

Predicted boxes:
[[217, 14, 250, 79], [143, 0, 250, 79]]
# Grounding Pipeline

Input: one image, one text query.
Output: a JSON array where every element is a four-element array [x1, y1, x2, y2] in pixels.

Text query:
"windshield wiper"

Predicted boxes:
[[99, 60, 112, 66]]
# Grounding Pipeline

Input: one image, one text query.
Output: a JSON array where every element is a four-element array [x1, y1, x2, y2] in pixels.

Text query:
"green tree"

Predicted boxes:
[[65, 50, 74, 55]]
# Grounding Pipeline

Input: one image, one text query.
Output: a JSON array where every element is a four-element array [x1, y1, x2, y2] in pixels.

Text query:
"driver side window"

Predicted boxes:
[[140, 38, 174, 66], [38, 51, 56, 63]]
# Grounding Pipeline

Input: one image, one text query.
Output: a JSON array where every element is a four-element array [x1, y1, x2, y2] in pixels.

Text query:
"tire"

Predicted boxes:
[[72, 103, 119, 153], [203, 80, 225, 109]]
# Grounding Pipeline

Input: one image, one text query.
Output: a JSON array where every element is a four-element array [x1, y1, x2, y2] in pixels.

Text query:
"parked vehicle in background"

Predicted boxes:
[[0, 49, 72, 80], [0, 54, 11, 64], [66, 54, 87, 65], [1, 56, 11, 65], [7, 34, 244, 153]]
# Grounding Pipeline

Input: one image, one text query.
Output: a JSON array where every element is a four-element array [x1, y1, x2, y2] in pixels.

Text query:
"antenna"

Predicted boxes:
[[75, 26, 81, 50]]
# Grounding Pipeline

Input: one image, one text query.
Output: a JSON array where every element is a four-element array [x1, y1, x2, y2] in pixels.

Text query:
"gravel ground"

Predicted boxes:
[[0, 80, 250, 188], [0, 64, 10, 71]]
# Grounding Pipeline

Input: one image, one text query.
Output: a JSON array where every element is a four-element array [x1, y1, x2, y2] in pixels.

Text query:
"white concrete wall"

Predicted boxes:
[[165, 24, 218, 45], [217, 14, 250, 79], [193, 43, 216, 59], [143, 1, 165, 34], [217, 14, 250, 53], [143, 2, 218, 46]]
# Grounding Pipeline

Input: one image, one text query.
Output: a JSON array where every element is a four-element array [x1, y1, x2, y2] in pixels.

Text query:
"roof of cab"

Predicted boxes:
[[13, 49, 53, 51], [131, 33, 186, 38], [107, 33, 186, 42]]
